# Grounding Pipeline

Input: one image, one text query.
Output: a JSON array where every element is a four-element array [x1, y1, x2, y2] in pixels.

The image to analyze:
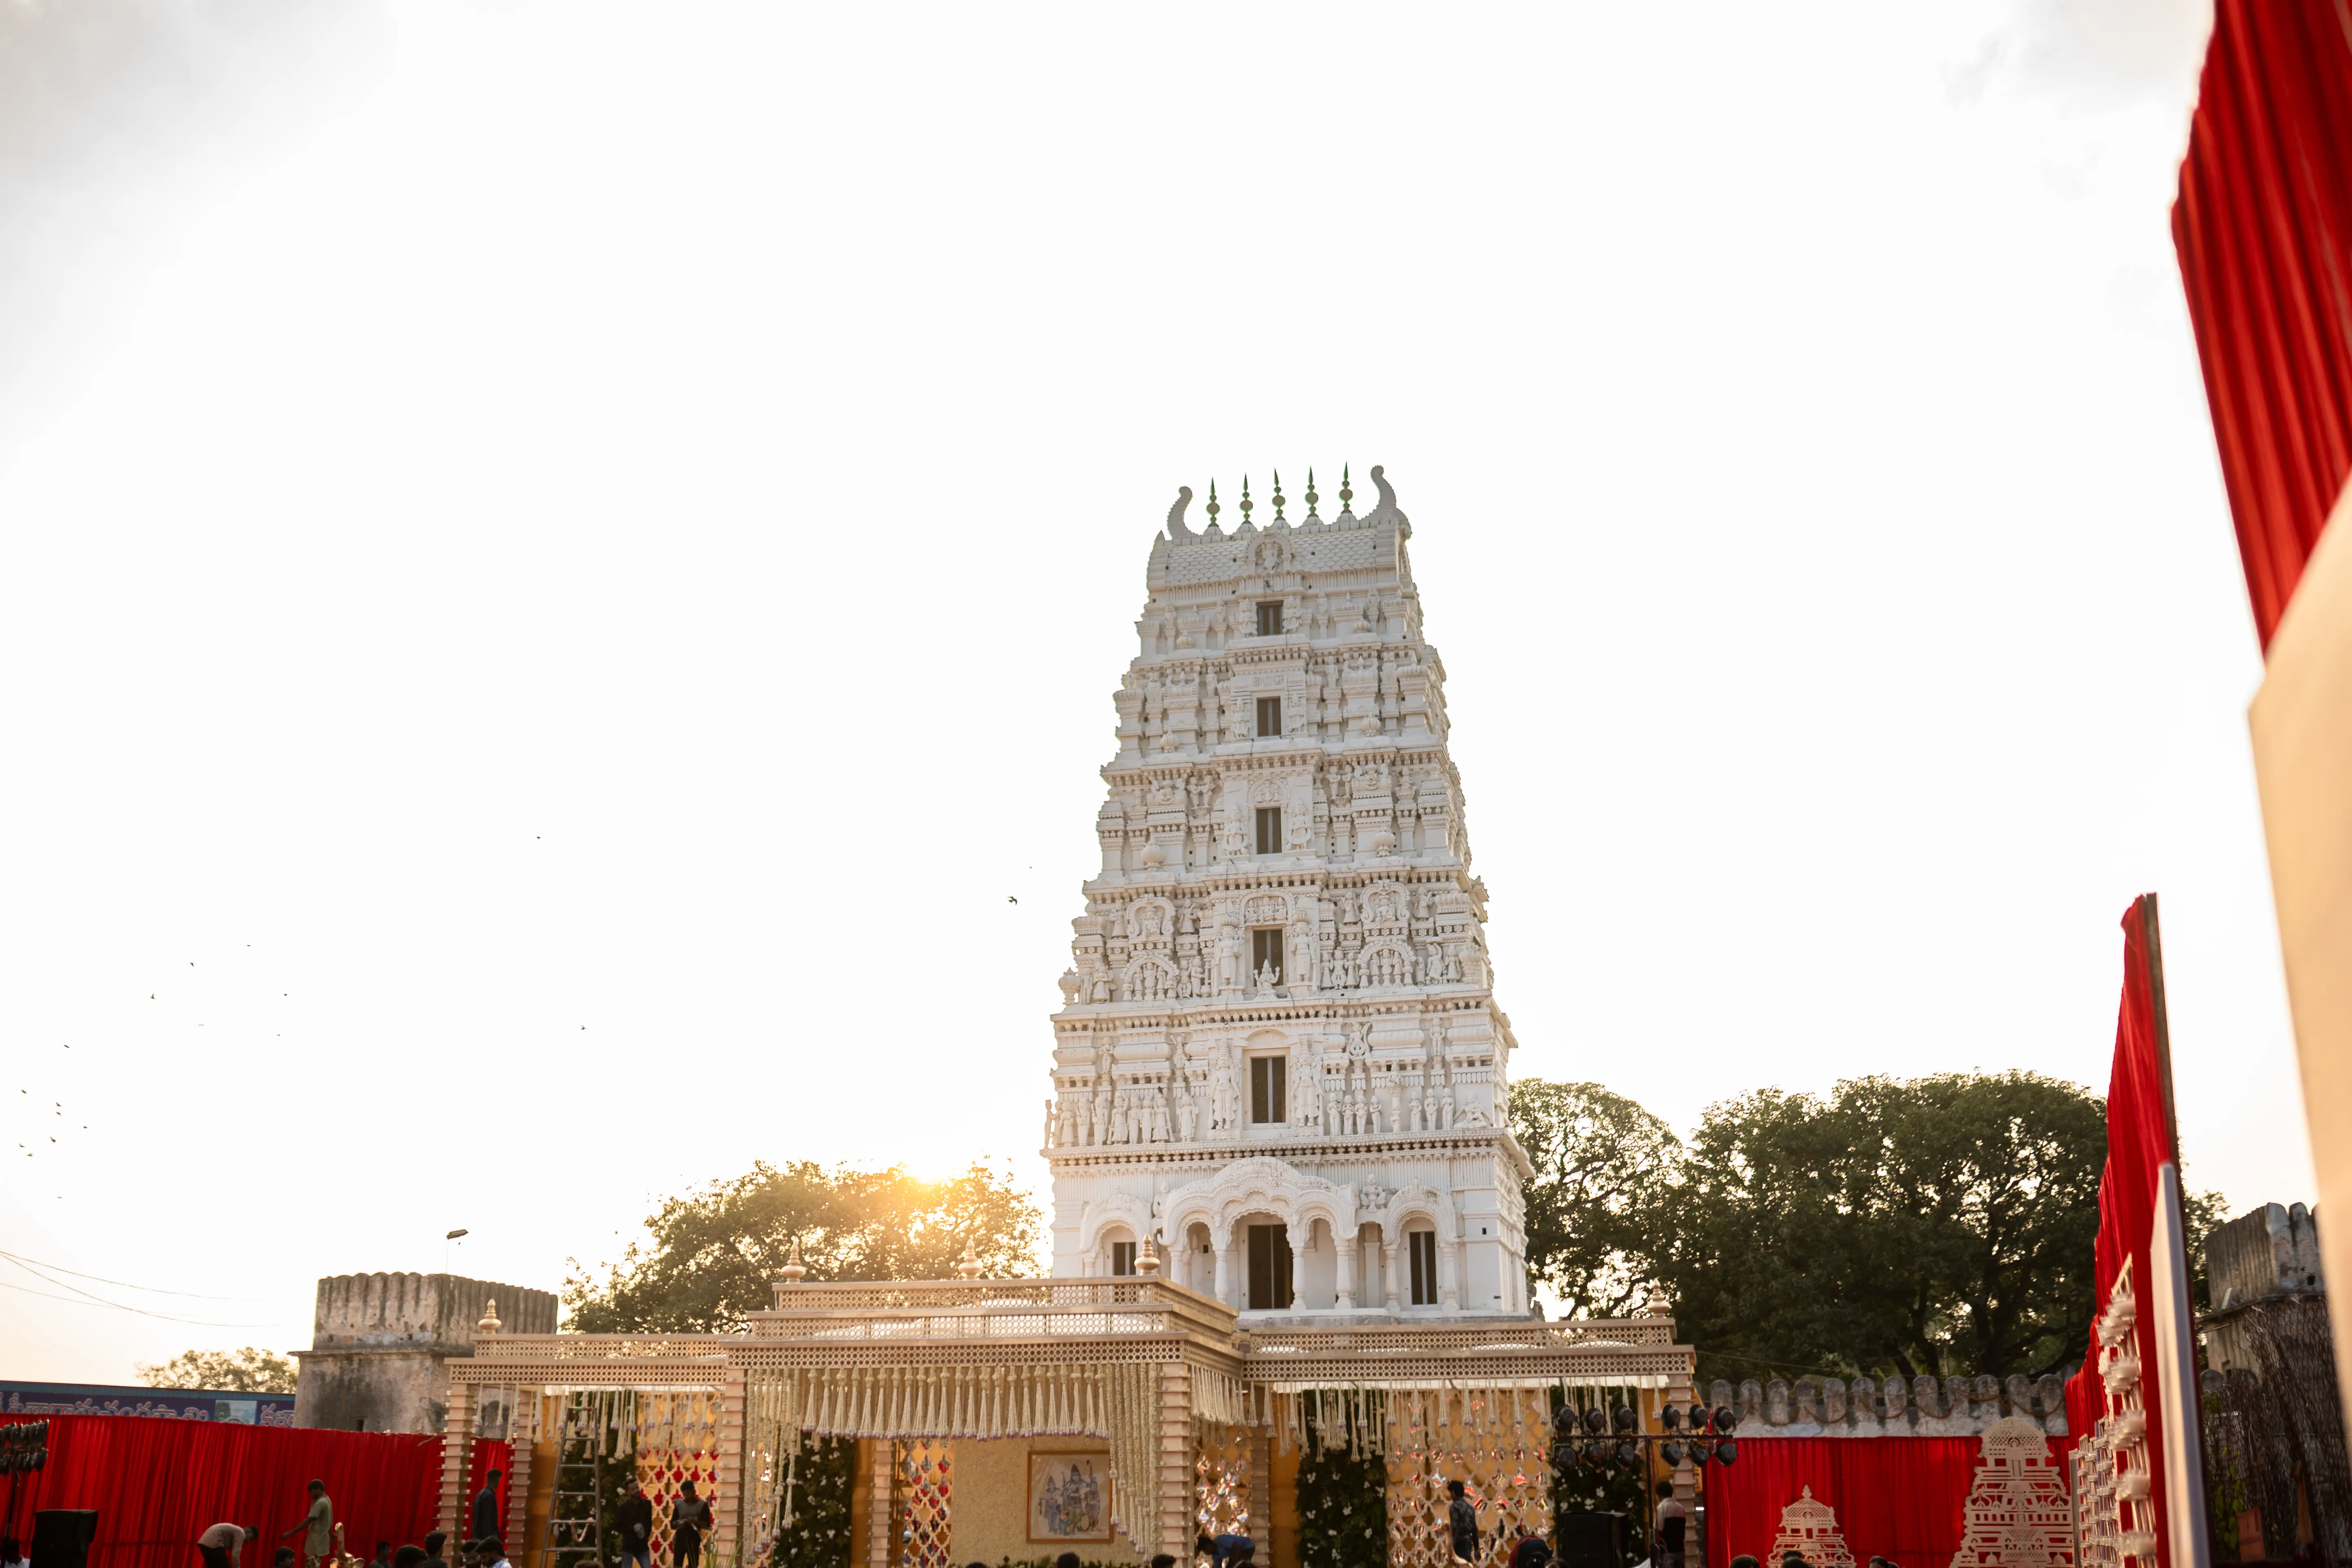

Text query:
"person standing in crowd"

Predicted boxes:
[[369, 1541, 392, 1568], [472, 1471, 503, 1543], [1208, 1526, 1252, 1568], [480, 1539, 509, 1568], [198, 1524, 255, 1568], [1507, 1524, 1550, 1568], [422, 1533, 449, 1568], [280, 1481, 333, 1568], [1445, 1479, 1479, 1566], [670, 1480, 714, 1568], [614, 1477, 654, 1568], [1652, 1481, 1690, 1568]]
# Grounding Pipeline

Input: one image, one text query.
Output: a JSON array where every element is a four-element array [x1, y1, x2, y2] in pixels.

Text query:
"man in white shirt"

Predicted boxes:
[[199, 1524, 256, 1568]]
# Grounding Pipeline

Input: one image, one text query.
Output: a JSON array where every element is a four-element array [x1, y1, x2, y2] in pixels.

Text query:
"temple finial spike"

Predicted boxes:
[[1339, 463, 1354, 512], [1304, 468, 1319, 517], [1271, 469, 1285, 522], [1205, 479, 1221, 525], [1239, 474, 1253, 526]]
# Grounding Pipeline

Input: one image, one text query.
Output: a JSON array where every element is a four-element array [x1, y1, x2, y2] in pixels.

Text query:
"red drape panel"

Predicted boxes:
[[2062, 897, 2180, 1568], [1698, 1439, 1990, 1568], [2173, 0, 2352, 650], [463, 1442, 513, 1542], [0, 1414, 505, 1568]]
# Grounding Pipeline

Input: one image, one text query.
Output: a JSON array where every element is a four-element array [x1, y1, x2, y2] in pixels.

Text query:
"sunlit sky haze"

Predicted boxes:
[[0, 0, 2308, 1379]]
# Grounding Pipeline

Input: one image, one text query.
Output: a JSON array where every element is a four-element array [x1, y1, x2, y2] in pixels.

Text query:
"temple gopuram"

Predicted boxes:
[[436, 470, 1698, 1568]]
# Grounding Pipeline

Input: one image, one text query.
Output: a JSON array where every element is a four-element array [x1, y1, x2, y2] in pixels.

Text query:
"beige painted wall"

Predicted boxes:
[[948, 1438, 1154, 1568], [2251, 485, 2352, 1429]]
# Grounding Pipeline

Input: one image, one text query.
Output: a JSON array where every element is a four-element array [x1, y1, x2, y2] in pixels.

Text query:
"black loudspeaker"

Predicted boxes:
[[32, 1509, 98, 1568], [1555, 1511, 1625, 1568]]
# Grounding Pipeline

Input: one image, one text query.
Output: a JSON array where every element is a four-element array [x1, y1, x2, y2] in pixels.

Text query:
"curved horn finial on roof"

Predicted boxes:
[[1166, 484, 1196, 540], [1367, 464, 1407, 525]]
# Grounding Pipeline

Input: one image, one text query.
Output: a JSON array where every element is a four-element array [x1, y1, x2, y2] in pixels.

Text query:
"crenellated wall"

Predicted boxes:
[[311, 1271, 558, 1351], [1706, 1371, 2070, 1438], [294, 1272, 556, 1433]]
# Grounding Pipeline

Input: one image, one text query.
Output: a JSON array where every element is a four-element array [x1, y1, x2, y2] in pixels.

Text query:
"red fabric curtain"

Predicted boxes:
[[2174, 0, 2352, 650], [2062, 897, 2181, 1568], [1698, 1439, 1992, 1568], [463, 1440, 514, 1543], [0, 1414, 506, 1568]]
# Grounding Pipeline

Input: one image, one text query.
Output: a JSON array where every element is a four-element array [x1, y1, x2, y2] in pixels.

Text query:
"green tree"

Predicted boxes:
[[1509, 1079, 1679, 1319], [1651, 1071, 2114, 1384], [566, 1159, 1041, 1333], [136, 1346, 296, 1392]]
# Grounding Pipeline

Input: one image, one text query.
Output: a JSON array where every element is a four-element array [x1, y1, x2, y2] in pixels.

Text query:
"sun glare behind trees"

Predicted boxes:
[[564, 1160, 1041, 1334]]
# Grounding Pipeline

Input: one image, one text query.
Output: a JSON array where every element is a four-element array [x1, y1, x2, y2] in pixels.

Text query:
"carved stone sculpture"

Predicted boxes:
[[1041, 468, 1529, 1316]]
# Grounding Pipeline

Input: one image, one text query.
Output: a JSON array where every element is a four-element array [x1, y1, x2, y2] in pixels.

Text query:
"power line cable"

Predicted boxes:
[[0, 1247, 262, 1301], [0, 1276, 287, 1330]]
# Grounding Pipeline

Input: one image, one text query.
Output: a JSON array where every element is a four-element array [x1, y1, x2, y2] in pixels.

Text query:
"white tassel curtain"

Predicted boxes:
[[746, 1362, 1172, 1553]]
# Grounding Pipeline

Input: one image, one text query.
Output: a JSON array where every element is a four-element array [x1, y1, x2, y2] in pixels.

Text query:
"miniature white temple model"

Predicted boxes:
[[1046, 466, 1528, 1318]]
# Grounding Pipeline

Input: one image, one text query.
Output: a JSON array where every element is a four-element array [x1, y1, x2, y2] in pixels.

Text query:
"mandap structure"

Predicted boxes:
[[437, 471, 1696, 1568]]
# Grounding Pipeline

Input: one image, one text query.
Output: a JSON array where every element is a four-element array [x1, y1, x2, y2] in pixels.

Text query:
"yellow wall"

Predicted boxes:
[[1267, 1443, 1298, 1568], [947, 1439, 1154, 1568]]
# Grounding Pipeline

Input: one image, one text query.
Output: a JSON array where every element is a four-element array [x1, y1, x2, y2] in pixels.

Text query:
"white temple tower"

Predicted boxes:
[[1044, 466, 1532, 1320]]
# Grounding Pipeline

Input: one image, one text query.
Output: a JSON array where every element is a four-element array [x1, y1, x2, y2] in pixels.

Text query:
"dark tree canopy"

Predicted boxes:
[[1508, 1079, 1680, 1320], [1509, 1069, 2218, 1386], [565, 1159, 1041, 1333], [1653, 1071, 2112, 1384]]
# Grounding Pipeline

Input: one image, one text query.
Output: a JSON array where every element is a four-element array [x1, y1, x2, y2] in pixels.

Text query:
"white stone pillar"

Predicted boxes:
[[1336, 1239, 1357, 1311], [1214, 1245, 1234, 1307], [1440, 1236, 1461, 1312], [1384, 1243, 1401, 1311], [1288, 1226, 1305, 1310]]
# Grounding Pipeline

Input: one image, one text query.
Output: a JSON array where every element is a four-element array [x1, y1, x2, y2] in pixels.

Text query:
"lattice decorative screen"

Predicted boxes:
[[892, 1440, 954, 1568], [1383, 1388, 1553, 1568], [633, 1393, 722, 1567]]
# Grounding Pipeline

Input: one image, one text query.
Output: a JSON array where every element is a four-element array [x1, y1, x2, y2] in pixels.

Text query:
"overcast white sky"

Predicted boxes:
[[2, 0, 2309, 1381]]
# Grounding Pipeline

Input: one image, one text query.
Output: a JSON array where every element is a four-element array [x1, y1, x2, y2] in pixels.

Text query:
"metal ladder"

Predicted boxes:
[[545, 1390, 632, 1568]]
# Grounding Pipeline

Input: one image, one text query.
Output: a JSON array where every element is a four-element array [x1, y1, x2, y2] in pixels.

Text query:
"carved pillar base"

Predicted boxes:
[[716, 1366, 747, 1567], [502, 1392, 536, 1557], [1249, 1429, 1271, 1544], [865, 1438, 892, 1568], [439, 1385, 475, 1540], [1157, 1363, 1193, 1560]]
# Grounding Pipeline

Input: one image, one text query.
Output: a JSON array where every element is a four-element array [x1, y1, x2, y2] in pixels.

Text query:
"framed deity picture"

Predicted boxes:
[[1028, 1452, 1113, 1542]]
